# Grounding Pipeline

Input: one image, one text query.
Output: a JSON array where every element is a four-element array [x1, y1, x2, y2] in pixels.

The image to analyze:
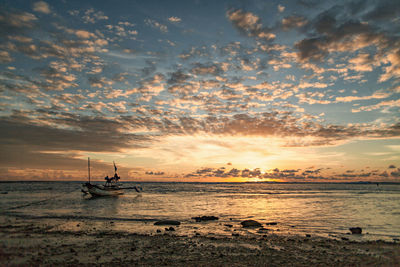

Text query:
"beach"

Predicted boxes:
[[1, 182, 400, 266], [1, 216, 399, 266]]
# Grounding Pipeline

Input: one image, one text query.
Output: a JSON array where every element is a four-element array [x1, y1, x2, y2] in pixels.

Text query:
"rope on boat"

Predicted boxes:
[[5, 187, 79, 211]]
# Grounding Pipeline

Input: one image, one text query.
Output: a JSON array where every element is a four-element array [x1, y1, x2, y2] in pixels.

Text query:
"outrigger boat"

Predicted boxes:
[[82, 158, 141, 197]]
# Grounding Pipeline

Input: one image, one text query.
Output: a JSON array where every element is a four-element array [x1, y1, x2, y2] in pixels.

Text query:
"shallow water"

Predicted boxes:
[[1, 182, 399, 241]]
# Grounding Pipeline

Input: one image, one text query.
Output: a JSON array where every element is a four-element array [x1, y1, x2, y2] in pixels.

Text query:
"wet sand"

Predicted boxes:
[[1, 218, 399, 266]]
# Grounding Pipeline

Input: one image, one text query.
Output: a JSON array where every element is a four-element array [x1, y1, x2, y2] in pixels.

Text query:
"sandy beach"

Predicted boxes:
[[1, 216, 399, 266]]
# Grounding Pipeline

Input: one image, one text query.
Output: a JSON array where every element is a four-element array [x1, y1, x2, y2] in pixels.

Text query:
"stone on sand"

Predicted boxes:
[[241, 220, 262, 228], [154, 220, 181, 226], [349, 227, 362, 234], [192, 216, 219, 222]]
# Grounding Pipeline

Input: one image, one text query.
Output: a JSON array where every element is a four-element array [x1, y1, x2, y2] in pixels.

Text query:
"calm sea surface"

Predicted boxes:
[[1, 182, 399, 241]]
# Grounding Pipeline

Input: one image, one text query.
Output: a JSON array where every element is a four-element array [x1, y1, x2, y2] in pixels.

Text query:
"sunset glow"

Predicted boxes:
[[0, 0, 399, 182]]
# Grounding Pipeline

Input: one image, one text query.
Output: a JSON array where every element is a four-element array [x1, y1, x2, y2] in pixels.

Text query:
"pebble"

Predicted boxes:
[[192, 216, 219, 222]]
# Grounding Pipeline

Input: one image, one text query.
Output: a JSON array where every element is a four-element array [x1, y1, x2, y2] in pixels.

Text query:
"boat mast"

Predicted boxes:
[[88, 157, 91, 183]]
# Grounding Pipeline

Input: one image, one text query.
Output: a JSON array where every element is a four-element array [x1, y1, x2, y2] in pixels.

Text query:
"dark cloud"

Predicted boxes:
[[145, 171, 165, 175], [294, 4, 396, 63], [390, 169, 400, 178], [184, 166, 396, 181], [115, 112, 400, 146], [39, 66, 77, 91], [0, 11, 37, 38], [88, 76, 112, 88], [141, 60, 157, 76], [0, 113, 151, 168], [191, 63, 222, 76], [167, 70, 190, 85], [282, 16, 308, 30], [379, 171, 389, 177], [363, 0, 400, 21]]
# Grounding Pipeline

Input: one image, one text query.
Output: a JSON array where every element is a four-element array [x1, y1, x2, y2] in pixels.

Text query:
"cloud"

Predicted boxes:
[[227, 9, 275, 40], [378, 49, 400, 82], [75, 30, 96, 39], [335, 91, 391, 103], [348, 53, 374, 72], [144, 19, 168, 33], [33, 1, 51, 14], [168, 16, 181, 23], [352, 99, 400, 112], [82, 8, 108, 24], [106, 22, 138, 39], [0, 51, 13, 63]]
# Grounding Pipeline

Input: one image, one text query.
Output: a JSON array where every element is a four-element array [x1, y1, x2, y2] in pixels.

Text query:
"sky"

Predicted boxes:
[[0, 0, 399, 182]]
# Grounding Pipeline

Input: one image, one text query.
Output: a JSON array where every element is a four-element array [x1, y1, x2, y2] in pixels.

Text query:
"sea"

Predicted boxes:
[[1, 181, 399, 242]]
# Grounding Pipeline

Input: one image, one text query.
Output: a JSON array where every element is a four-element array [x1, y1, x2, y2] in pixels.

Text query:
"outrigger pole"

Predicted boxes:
[[88, 157, 91, 183]]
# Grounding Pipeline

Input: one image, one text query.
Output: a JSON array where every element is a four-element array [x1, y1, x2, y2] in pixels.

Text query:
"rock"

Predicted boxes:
[[257, 227, 268, 233], [341, 237, 349, 241], [165, 226, 175, 231], [266, 222, 278, 225], [232, 233, 239, 236], [192, 216, 219, 222], [306, 234, 311, 237], [156, 229, 161, 233], [224, 224, 233, 228], [349, 227, 362, 234], [241, 220, 262, 228], [154, 220, 181, 226]]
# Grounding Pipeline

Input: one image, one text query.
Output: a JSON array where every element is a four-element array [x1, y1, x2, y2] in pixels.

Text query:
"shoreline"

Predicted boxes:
[[1, 217, 399, 266]]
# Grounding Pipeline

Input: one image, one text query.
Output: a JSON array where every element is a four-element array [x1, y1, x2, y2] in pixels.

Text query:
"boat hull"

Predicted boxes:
[[85, 183, 124, 197]]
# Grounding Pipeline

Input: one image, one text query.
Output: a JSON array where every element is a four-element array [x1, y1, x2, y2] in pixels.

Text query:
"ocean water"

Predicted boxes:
[[1, 181, 399, 241]]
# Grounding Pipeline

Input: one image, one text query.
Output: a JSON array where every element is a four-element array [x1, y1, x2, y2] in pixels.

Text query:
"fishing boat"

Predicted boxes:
[[82, 158, 140, 197]]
